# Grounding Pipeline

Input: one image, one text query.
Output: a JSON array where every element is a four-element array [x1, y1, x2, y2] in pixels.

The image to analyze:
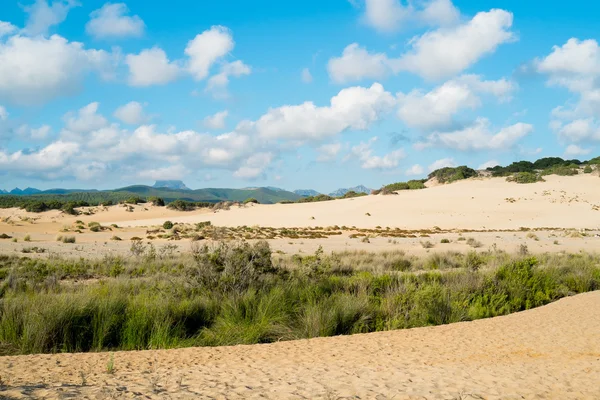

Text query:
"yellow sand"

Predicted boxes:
[[1, 291, 599, 399]]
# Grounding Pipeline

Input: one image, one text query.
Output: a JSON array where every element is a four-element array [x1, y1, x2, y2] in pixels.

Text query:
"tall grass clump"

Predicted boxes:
[[0, 243, 598, 355]]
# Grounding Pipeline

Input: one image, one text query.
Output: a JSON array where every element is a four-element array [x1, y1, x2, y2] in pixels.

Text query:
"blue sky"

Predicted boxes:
[[1, 0, 599, 192]]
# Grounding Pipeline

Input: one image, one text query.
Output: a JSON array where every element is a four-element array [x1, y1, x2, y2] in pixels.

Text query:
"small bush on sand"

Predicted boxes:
[[163, 221, 174, 230], [440, 238, 450, 244], [507, 172, 544, 184], [583, 165, 593, 174]]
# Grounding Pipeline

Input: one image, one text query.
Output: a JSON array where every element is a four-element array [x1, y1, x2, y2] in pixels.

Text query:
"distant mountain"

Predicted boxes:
[[329, 185, 372, 198], [294, 189, 321, 197], [10, 187, 42, 195], [153, 180, 190, 190], [114, 185, 301, 204], [0, 189, 7, 194]]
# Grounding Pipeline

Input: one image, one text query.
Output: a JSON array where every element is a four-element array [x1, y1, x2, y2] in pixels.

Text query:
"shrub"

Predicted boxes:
[[163, 221, 174, 230], [506, 172, 544, 184], [584, 165, 593, 173], [24, 235, 31, 242], [421, 241, 434, 249], [110, 236, 122, 241], [541, 164, 579, 176], [0, 233, 12, 239], [428, 166, 478, 184], [124, 196, 144, 205], [243, 198, 259, 204], [57, 236, 76, 244], [147, 197, 165, 207], [440, 238, 450, 244], [167, 200, 197, 211]]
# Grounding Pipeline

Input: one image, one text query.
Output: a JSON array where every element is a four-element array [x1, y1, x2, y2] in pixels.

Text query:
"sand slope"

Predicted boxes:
[[1, 291, 599, 399], [113, 175, 600, 230]]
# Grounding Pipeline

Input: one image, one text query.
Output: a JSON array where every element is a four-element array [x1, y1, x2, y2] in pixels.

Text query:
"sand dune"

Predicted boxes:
[[112, 175, 600, 230], [1, 291, 599, 399]]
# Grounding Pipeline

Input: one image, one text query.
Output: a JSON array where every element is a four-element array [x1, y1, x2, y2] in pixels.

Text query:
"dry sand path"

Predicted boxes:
[[1, 291, 599, 399]]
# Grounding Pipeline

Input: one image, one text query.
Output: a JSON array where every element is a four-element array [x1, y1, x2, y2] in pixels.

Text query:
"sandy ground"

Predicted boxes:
[[1, 175, 600, 257], [1, 291, 598, 399]]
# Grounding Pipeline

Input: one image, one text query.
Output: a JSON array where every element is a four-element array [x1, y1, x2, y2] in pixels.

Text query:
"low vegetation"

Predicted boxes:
[[380, 180, 427, 193], [0, 242, 598, 355], [506, 172, 545, 184], [428, 166, 478, 184]]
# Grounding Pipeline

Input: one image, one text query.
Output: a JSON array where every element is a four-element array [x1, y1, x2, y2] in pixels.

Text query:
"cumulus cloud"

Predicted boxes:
[[415, 118, 533, 151], [301, 68, 313, 83], [23, 0, 80, 36], [350, 137, 406, 169], [405, 164, 424, 176], [185, 26, 234, 81], [397, 9, 515, 80], [233, 152, 273, 179], [203, 110, 228, 130], [316, 142, 342, 162], [360, 0, 459, 33], [552, 119, 600, 143], [252, 83, 396, 141], [0, 21, 17, 38], [428, 157, 456, 172], [397, 74, 515, 131], [329, 10, 514, 83], [114, 101, 148, 125], [536, 38, 600, 145], [0, 34, 113, 105], [0, 141, 80, 176], [125, 47, 180, 86], [206, 60, 251, 98], [328, 43, 396, 83], [63, 102, 108, 133], [86, 3, 145, 39], [564, 144, 592, 158]]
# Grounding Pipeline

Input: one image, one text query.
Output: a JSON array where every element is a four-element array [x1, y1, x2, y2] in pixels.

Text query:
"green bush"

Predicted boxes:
[[507, 172, 544, 184], [147, 197, 165, 207], [166, 200, 197, 211], [428, 166, 478, 184], [541, 164, 579, 176], [583, 165, 593, 173], [243, 198, 259, 204], [163, 221, 174, 229]]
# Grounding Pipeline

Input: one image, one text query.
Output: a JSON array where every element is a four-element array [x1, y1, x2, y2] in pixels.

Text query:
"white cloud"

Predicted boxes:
[[185, 26, 234, 81], [398, 9, 515, 80], [23, 0, 80, 36], [233, 152, 273, 179], [253, 83, 396, 141], [0, 141, 80, 174], [552, 119, 600, 143], [428, 157, 455, 172], [405, 164, 424, 176], [203, 110, 228, 130], [0, 21, 17, 38], [361, 0, 459, 33], [63, 102, 108, 133], [329, 10, 514, 83], [328, 43, 395, 83], [415, 118, 533, 151], [397, 75, 515, 131], [477, 160, 499, 170], [350, 137, 405, 169], [537, 38, 600, 143], [0, 105, 7, 121], [564, 144, 592, 158], [316, 142, 342, 162], [301, 68, 313, 83], [138, 164, 189, 180], [114, 101, 147, 125], [206, 60, 251, 98], [0, 34, 113, 105], [86, 3, 145, 39], [30, 125, 52, 140], [125, 47, 180, 86]]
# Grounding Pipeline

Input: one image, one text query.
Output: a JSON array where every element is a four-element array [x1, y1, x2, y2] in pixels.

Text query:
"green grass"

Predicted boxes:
[[0, 243, 598, 355]]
